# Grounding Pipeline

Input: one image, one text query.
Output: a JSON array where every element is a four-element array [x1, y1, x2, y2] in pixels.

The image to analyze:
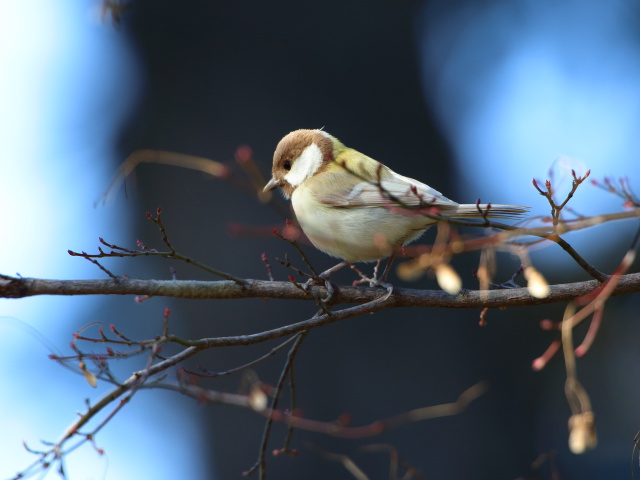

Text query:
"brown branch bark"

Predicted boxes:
[[2, 274, 640, 308]]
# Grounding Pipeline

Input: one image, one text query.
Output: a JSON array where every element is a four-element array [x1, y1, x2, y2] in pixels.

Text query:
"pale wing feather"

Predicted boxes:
[[312, 169, 458, 208], [382, 171, 459, 207], [309, 163, 528, 219]]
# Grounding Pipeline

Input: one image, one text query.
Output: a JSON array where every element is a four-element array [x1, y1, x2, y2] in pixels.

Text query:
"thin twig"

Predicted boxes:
[[271, 225, 318, 278], [244, 330, 308, 478], [185, 336, 299, 378]]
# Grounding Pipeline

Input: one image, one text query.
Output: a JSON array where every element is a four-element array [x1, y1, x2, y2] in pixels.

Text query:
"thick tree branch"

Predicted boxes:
[[2, 274, 640, 308]]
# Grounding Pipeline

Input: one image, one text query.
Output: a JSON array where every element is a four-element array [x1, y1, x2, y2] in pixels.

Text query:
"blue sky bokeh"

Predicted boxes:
[[0, 2, 205, 478], [418, 0, 640, 268]]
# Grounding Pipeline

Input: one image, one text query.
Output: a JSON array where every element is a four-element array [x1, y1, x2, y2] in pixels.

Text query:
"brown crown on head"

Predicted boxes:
[[266, 130, 334, 196]]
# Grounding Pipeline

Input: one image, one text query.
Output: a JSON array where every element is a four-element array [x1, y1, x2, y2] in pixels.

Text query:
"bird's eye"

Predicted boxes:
[[283, 160, 292, 171]]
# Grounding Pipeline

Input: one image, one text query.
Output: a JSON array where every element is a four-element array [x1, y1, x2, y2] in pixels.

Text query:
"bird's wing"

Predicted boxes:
[[313, 168, 459, 209]]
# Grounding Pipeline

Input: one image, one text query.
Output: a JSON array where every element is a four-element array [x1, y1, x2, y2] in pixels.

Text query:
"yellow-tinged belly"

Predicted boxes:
[[291, 187, 433, 262]]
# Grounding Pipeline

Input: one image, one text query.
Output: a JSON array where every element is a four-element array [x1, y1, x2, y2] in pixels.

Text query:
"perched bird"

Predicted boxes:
[[264, 129, 527, 279]]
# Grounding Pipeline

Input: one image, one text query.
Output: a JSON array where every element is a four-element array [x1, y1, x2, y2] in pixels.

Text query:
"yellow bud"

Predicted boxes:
[[83, 370, 98, 388], [476, 264, 490, 291], [79, 360, 97, 388], [524, 266, 550, 299], [248, 385, 268, 412], [396, 261, 424, 282], [435, 263, 462, 295], [418, 253, 433, 268], [451, 238, 464, 254], [568, 412, 597, 454]]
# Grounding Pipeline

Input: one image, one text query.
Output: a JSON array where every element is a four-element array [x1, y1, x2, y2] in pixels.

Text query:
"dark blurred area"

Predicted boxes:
[[103, 1, 639, 478]]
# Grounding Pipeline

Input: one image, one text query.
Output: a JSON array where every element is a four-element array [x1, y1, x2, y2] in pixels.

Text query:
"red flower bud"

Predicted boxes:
[[235, 145, 253, 163]]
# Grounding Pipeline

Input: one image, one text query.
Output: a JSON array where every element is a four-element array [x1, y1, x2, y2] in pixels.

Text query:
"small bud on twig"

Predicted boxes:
[[235, 145, 253, 164], [524, 266, 550, 299], [261, 252, 274, 281], [532, 178, 546, 195], [79, 360, 98, 388], [568, 412, 597, 454], [435, 263, 462, 295], [248, 385, 267, 412]]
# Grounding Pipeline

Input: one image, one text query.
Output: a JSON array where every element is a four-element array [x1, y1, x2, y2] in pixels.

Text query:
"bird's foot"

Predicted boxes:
[[302, 276, 337, 303], [302, 261, 349, 303], [350, 261, 394, 296]]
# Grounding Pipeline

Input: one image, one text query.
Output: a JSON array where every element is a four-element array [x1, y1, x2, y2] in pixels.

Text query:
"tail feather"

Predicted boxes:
[[444, 203, 529, 220]]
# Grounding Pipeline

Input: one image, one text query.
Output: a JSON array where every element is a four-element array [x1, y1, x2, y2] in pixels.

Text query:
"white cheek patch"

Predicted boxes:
[[284, 143, 323, 187]]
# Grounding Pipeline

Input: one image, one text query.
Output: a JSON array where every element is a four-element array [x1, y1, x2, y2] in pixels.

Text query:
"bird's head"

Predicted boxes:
[[263, 129, 340, 198]]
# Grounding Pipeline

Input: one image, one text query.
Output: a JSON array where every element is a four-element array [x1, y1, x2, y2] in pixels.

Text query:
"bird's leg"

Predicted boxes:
[[372, 257, 394, 295], [303, 260, 349, 302], [379, 253, 398, 282], [319, 260, 350, 278]]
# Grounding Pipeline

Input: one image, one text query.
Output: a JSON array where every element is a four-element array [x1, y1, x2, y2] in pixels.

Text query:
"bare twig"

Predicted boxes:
[[14, 344, 203, 479], [533, 222, 640, 370], [261, 253, 274, 281], [306, 444, 369, 480], [262, 382, 487, 440], [245, 330, 308, 478], [184, 336, 300, 379], [68, 210, 246, 284], [271, 222, 318, 278], [592, 176, 640, 209], [3, 274, 640, 308], [97, 149, 229, 206]]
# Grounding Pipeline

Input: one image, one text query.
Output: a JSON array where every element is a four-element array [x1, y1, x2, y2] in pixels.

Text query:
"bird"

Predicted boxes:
[[263, 129, 527, 283]]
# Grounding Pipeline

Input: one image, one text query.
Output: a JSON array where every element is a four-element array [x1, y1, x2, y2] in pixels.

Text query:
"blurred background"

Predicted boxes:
[[2, 0, 640, 478]]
